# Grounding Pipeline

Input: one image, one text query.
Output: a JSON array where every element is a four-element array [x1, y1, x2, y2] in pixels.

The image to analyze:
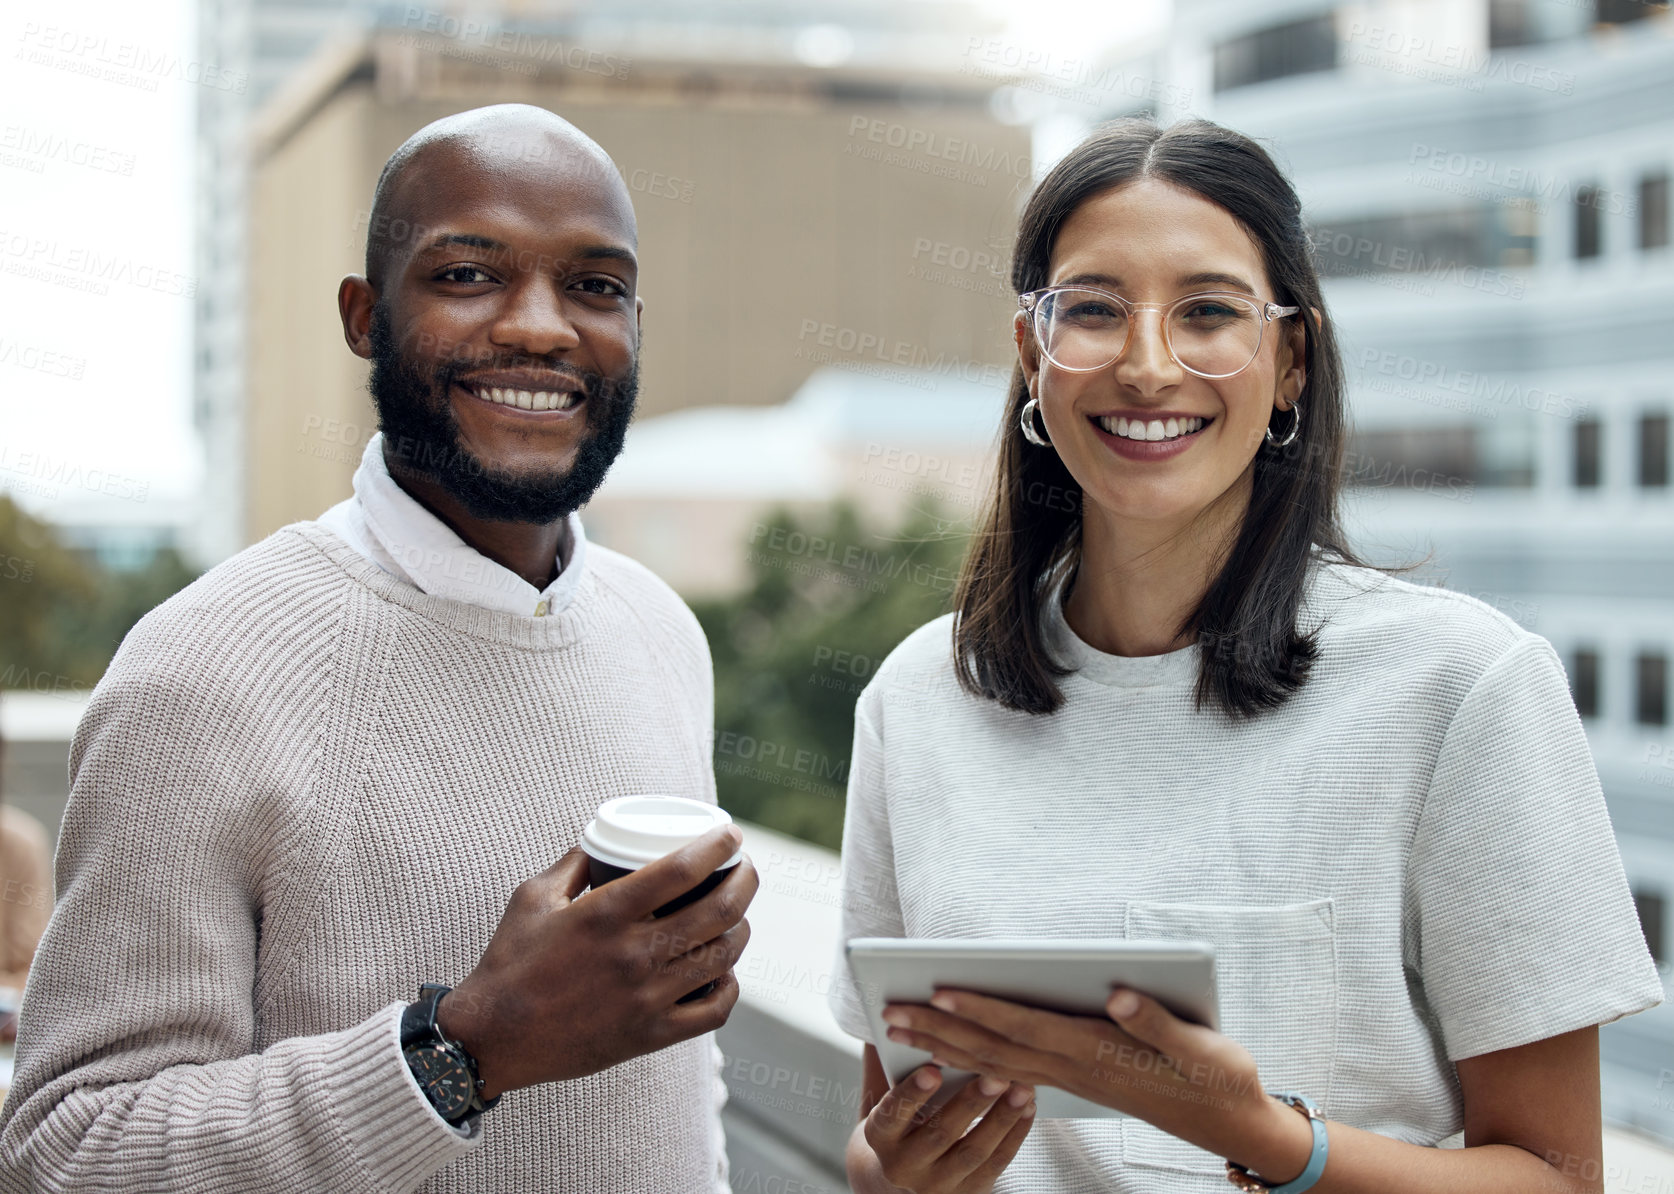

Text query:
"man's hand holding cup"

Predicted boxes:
[[438, 796, 756, 1099]]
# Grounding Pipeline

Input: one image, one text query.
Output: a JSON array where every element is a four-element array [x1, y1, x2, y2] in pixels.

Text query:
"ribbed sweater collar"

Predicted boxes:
[[282, 521, 596, 651]]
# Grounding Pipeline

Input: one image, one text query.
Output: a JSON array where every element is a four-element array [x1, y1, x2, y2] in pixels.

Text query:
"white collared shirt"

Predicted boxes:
[[317, 432, 587, 618]]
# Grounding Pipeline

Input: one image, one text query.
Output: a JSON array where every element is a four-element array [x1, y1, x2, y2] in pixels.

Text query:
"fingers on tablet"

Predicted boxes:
[[866, 1066, 1037, 1184]]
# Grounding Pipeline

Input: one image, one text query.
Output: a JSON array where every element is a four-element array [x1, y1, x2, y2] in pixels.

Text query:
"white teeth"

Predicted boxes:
[[471, 383, 583, 411], [1097, 415, 1206, 441]]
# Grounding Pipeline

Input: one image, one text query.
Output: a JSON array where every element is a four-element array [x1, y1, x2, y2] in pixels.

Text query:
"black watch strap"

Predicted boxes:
[[399, 982, 449, 1049], [401, 982, 500, 1121]]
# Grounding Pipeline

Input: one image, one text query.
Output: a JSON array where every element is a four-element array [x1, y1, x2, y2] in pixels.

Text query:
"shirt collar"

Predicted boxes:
[[329, 431, 587, 619]]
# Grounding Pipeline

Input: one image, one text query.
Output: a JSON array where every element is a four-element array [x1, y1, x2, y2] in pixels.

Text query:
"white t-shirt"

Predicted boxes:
[[828, 559, 1664, 1194]]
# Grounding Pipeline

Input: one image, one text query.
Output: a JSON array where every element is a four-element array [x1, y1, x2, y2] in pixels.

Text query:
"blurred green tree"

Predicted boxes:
[[0, 496, 199, 694], [691, 500, 969, 850]]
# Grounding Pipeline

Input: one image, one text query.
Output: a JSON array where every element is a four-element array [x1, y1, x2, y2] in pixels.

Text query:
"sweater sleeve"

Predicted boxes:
[[0, 642, 480, 1193]]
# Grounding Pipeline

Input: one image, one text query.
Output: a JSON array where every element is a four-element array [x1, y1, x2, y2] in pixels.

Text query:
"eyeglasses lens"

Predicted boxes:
[[1036, 288, 1265, 378]]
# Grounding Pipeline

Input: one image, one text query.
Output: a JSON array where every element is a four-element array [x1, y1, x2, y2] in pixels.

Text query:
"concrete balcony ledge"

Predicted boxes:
[[720, 823, 861, 1191]]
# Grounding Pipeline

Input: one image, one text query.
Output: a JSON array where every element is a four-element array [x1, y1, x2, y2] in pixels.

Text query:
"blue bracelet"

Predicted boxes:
[[1224, 1091, 1328, 1193], [1268, 1092, 1328, 1193]]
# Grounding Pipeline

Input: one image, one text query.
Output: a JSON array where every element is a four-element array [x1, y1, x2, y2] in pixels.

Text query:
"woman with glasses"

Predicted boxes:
[[829, 118, 1661, 1194]]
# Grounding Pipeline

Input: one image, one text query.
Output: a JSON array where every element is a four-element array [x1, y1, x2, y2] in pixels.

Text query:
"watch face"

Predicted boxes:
[[406, 1044, 474, 1120]]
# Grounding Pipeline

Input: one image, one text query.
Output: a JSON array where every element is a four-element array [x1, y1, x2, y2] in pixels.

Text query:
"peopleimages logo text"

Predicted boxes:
[[795, 319, 1010, 389], [1408, 144, 1636, 215], [845, 117, 1033, 181], [397, 7, 631, 78], [1347, 24, 1575, 94], [17, 23, 247, 92], [1357, 350, 1587, 420]]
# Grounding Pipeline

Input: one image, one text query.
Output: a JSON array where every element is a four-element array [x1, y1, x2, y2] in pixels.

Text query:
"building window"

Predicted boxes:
[[1575, 185, 1602, 259], [1596, 0, 1671, 25], [1313, 204, 1536, 278], [1574, 418, 1602, 487], [1490, 0, 1536, 47], [1642, 173, 1670, 250], [1637, 651, 1669, 725], [1571, 647, 1601, 718], [1634, 889, 1666, 968], [1641, 412, 1670, 487], [1214, 15, 1337, 92], [1344, 423, 1534, 494]]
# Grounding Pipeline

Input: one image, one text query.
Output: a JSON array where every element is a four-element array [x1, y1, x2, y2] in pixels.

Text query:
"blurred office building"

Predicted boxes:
[[190, 0, 1029, 557], [1041, 0, 1673, 1143], [587, 365, 1005, 597]]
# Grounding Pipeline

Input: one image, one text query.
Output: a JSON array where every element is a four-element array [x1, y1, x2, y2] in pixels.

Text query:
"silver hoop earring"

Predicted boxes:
[[1265, 403, 1303, 449], [1020, 397, 1051, 447]]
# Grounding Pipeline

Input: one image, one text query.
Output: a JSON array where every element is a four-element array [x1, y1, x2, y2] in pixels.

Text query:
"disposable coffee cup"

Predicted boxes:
[[581, 795, 743, 917], [581, 795, 743, 1002]]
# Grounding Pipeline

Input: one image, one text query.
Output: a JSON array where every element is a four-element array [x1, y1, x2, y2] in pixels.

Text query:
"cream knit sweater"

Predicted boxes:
[[0, 522, 729, 1193]]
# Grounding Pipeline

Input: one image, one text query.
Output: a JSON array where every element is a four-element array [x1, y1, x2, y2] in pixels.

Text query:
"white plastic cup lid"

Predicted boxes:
[[581, 795, 741, 871]]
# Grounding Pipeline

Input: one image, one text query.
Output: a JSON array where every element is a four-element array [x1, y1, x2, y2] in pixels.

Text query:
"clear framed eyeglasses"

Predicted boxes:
[[1019, 286, 1300, 380]]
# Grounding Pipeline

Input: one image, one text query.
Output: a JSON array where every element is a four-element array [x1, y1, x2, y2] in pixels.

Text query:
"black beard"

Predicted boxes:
[[366, 301, 638, 524]]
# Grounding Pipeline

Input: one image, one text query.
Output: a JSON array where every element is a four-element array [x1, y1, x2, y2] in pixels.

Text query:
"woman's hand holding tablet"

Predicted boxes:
[[846, 935, 1220, 1120], [884, 987, 1316, 1188], [853, 1052, 1036, 1194]]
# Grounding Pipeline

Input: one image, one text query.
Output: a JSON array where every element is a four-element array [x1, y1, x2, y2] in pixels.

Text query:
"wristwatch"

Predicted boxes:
[[1225, 1091, 1329, 1193], [400, 982, 500, 1127]]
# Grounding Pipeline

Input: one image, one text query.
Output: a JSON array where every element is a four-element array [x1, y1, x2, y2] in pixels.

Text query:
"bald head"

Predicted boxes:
[[364, 104, 633, 290]]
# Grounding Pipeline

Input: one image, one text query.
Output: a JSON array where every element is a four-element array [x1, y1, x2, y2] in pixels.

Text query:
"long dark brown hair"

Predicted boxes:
[[953, 117, 1366, 718]]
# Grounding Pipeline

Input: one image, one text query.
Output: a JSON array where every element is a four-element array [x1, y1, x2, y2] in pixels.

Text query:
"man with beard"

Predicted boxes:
[[0, 105, 756, 1194]]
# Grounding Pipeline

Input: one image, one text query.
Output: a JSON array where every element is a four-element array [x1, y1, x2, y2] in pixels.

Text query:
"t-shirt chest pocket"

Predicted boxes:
[[1119, 897, 1340, 1177]]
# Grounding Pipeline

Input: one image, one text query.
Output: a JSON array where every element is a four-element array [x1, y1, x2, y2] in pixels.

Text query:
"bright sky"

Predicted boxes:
[[0, 0, 199, 520]]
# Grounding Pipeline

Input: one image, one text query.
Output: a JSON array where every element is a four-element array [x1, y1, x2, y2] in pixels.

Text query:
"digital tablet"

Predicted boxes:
[[845, 937, 1218, 1120]]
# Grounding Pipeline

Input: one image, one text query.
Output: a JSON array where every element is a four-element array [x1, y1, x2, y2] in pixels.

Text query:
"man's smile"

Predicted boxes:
[[456, 374, 586, 414]]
